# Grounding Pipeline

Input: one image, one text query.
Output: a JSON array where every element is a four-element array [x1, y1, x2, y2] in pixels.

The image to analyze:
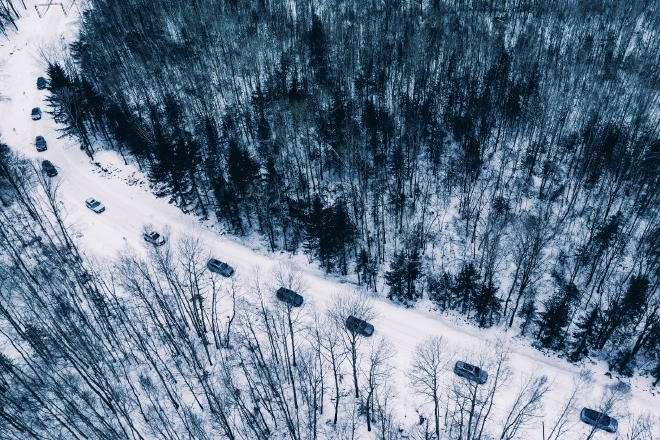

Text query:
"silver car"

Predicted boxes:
[[85, 198, 105, 213], [143, 231, 166, 246]]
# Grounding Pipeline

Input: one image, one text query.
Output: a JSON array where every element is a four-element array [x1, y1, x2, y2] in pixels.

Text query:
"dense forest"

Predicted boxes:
[[43, 0, 660, 380], [1, 138, 657, 438]]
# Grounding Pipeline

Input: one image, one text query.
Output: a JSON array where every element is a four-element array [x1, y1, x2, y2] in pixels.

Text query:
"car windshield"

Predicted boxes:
[[149, 232, 160, 239], [89, 201, 100, 208]]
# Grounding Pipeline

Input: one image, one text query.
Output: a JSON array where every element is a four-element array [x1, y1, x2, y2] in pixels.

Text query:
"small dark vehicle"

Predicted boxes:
[[42, 160, 57, 176], [345, 315, 374, 337], [276, 287, 303, 307], [580, 408, 618, 433], [37, 77, 48, 90], [453, 361, 488, 384], [207, 258, 234, 277], [31, 107, 42, 120], [35, 135, 47, 151]]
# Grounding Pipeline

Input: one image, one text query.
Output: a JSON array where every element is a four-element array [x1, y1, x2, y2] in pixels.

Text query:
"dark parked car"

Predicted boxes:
[[580, 408, 618, 433], [207, 258, 234, 277], [143, 230, 166, 246], [276, 287, 303, 307], [453, 361, 488, 384], [31, 107, 42, 120], [41, 160, 57, 176], [37, 77, 48, 90], [345, 315, 375, 337], [35, 135, 47, 151]]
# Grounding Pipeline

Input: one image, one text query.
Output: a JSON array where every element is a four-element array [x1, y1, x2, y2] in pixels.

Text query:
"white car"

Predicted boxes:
[[85, 198, 105, 213], [143, 230, 166, 246]]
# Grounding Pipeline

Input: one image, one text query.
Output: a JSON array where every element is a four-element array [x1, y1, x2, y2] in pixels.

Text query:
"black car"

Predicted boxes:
[[345, 315, 375, 337], [453, 361, 488, 385], [35, 136, 47, 151], [580, 408, 618, 433], [31, 107, 42, 120], [276, 287, 303, 307], [206, 258, 234, 277], [37, 77, 48, 90], [41, 160, 57, 177]]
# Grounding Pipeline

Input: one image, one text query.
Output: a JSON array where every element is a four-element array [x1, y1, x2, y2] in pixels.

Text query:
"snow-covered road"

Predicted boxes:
[[1, 2, 659, 438]]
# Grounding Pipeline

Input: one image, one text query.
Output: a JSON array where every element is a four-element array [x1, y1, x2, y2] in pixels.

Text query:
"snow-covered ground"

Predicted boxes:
[[1, 2, 659, 438]]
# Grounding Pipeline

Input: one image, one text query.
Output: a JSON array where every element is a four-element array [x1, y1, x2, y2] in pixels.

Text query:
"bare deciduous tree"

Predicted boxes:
[[498, 373, 551, 440], [544, 370, 593, 440], [409, 335, 452, 440], [327, 289, 375, 399]]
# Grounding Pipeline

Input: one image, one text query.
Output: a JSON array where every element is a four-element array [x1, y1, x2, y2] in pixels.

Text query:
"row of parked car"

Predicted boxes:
[[274, 284, 618, 433], [452, 358, 617, 432], [32, 77, 60, 178]]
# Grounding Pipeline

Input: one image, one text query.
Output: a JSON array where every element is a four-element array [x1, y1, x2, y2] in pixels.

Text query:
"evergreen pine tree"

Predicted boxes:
[[537, 276, 580, 350], [304, 194, 325, 262], [404, 248, 422, 302], [328, 199, 354, 275], [517, 296, 537, 337], [427, 271, 454, 310], [569, 307, 599, 362], [452, 263, 480, 315], [593, 274, 649, 350], [473, 280, 502, 328], [536, 293, 571, 350], [385, 252, 406, 302], [385, 247, 422, 304]]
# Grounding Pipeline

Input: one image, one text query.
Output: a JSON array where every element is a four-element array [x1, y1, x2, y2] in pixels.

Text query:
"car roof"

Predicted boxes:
[[86, 197, 96, 203]]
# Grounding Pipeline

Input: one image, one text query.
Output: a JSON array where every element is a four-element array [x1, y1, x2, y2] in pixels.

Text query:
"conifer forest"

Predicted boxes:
[[2, 0, 660, 438]]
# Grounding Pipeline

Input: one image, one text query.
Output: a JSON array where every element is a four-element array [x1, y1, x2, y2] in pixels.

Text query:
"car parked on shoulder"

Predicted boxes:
[[31, 107, 42, 120], [41, 160, 57, 177], [143, 230, 166, 246], [453, 361, 488, 385], [37, 77, 48, 90], [345, 315, 374, 337], [276, 287, 303, 307], [580, 408, 618, 433], [207, 258, 234, 277], [35, 135, 47, 151], [85, 197, 105, 213]]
